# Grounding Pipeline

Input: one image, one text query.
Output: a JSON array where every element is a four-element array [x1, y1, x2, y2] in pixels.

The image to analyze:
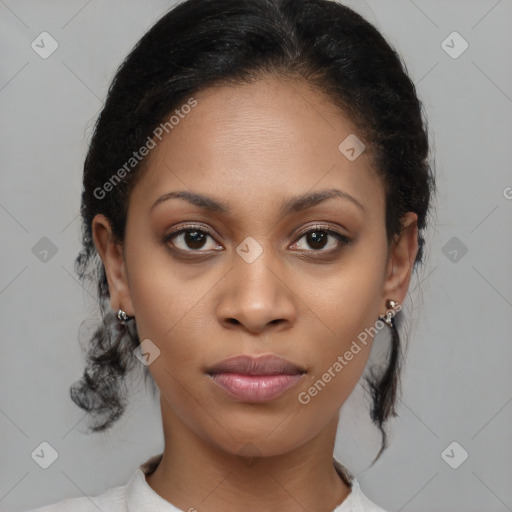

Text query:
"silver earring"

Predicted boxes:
[[117, 309, 134, 323], [379, 299, 401, 327]]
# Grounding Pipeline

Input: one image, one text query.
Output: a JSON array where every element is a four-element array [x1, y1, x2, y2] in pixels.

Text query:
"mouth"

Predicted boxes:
[[206, 354, 307, 403]]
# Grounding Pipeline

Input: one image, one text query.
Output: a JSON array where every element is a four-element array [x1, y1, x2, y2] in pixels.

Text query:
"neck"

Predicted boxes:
[[145, 398, 351, 512]]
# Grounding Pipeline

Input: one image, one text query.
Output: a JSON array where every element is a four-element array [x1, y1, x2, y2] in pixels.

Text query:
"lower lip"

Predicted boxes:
[[209, 373, 304, 402]]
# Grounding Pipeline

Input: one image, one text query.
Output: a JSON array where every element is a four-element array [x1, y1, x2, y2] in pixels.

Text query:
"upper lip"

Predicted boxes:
[[206, 354, 306, 376]]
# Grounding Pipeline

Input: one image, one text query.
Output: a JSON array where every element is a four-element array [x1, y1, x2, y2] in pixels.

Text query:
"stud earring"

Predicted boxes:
[[379, 299, 401, 327], [117, 309, 135, 324]]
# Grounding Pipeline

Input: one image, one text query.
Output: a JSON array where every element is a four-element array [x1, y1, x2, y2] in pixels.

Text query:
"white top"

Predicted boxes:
[[26, 453, 388, 512]]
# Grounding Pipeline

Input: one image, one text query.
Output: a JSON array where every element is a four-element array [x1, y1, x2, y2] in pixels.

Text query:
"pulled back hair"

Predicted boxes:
[[71, 0, 435, 463]]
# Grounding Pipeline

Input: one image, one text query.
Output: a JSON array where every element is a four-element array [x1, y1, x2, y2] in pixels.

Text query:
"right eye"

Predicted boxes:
[[163, 225, 223, 253]]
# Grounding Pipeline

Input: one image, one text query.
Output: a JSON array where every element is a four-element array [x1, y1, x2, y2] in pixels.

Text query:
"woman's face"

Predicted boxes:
[[94, 75, 417, 458]]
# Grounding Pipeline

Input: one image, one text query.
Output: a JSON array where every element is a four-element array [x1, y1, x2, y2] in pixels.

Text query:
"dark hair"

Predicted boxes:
[[71, 0, 435, 463]]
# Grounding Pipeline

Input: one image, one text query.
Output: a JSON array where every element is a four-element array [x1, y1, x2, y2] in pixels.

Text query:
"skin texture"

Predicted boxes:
[[92, 75, 418, 512]]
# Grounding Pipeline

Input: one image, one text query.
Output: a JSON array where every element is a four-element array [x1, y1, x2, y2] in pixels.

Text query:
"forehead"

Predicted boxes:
[[129, 76, 384, 220]]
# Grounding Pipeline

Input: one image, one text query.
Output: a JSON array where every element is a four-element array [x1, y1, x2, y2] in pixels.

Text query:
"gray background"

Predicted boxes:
[[1, 0, 511, 511]]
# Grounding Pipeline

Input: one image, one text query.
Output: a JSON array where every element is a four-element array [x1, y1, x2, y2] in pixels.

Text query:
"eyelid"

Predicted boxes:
[[294, 223, 349, 239], [164, 222, 216, 238]]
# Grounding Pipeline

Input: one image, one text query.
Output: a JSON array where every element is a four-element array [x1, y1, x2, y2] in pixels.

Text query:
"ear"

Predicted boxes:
[[91, 213, 134, 316], [380, 212, 419, 313]]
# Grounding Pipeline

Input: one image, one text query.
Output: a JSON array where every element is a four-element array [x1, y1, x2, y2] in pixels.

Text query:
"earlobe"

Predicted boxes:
[[381, 212, 419, 308], [91, 214, 133, 316]]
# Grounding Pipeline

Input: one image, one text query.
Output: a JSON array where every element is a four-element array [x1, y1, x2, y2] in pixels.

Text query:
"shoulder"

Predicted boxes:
[[23, 482, 127, 512], [332, 457, 389, 512], [340, 479, 389, 512], [24, 452, 163, 512]]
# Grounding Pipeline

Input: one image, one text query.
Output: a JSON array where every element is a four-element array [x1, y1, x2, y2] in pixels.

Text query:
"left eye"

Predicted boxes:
[[292, 226, 350, 252]]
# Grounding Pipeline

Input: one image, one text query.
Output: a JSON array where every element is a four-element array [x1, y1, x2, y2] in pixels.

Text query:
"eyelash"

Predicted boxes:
[[162, 223, 351, 256]]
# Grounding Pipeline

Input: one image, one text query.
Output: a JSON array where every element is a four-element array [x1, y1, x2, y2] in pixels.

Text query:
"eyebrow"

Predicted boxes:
[[149, 188, 365, 215]]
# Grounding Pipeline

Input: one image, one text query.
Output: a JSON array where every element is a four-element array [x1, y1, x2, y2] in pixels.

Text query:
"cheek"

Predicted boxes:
[[125, 228, 193, 329], [297, 247, 387, 408], [304, 250, 386, 345], [123, 237, 209, 373]]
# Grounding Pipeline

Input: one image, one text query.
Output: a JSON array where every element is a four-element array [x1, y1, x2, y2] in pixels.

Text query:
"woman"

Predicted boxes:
[[27, 0, 435, 510]]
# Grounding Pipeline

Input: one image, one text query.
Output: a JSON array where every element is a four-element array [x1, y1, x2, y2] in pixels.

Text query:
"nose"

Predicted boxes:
[[215, 246, 297, 334]]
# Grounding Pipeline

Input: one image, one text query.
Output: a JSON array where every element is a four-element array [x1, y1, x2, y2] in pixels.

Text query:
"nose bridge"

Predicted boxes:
[[233, 234, 280, 301]]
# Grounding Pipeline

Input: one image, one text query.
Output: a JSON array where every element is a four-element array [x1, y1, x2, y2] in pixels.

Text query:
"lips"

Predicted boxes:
[[206, 354, 306, 402], [207, 354, 306, 376]]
